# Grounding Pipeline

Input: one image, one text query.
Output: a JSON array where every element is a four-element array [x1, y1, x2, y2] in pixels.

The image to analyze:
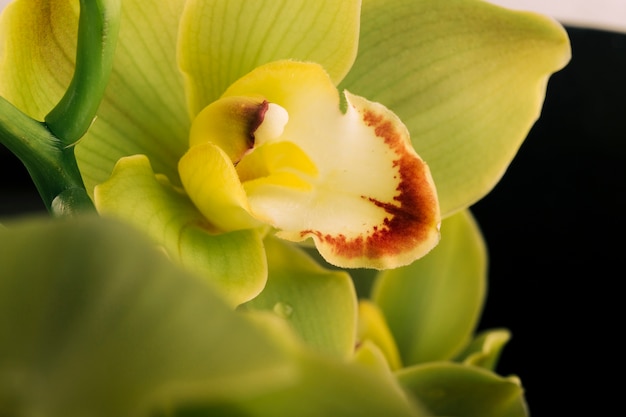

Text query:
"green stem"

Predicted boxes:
[[0, 97, 94, 215], [0, 0, 121, 217], [45, 0, 121, 146]]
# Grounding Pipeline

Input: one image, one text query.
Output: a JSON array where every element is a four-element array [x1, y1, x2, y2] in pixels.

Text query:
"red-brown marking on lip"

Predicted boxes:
[[301, 108, 439, 262], [249, 100, 269, 146], [230, 99, 268, 165]]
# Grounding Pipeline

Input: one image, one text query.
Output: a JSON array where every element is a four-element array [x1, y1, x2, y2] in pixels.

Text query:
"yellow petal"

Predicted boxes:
[[178, 143, 261, 232], [237, 141, 317, 183], [94, 155, 267, 305], [189, 96, 269, 163]]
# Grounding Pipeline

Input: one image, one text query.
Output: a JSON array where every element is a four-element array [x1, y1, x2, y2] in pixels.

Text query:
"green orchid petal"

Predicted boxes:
[[372, 210, 487, 365], [94, 155, 267, 305], [340, 0, 571, 216], [397, 362, 528, 417], [243, 237, 357, 359], [456, 328, 512, 371], [0, 0, 76, 121], [196, 60, 440, 269], [178, 0, 361, 117], [0, 216, 292, 416], [0, 0, 189, 193]]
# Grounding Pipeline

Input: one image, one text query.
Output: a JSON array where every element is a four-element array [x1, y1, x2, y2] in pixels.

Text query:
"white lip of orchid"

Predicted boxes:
[[177, 60, 441, 269]]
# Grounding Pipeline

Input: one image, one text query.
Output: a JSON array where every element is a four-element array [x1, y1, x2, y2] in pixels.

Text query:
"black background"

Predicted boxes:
[[2, 26, 624, 416], [473, 27, 625, 415]]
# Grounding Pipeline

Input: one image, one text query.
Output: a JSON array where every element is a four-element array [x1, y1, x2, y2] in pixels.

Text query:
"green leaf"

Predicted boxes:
[[372, 210, 487, 365], [0, 216, 291, 417], [243, 237, 357, 358], [340, 0, 571, 216], [0, 0, 190, 193], [178, 0, 361, 117], [0, 216, 427, 417], [167, 316, 426, 417], [231, 347, 426, 417], [397, 362, 528, 417], [455, 328, 512, 371], [94, 154, 267, 305]]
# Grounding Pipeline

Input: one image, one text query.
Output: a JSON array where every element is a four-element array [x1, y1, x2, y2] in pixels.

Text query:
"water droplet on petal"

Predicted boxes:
[[273, 302, 294, 319]]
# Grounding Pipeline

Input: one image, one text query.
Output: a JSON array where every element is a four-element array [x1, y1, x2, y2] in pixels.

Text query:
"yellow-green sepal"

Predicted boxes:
[[340, 0, 571, 217], [397, 362, 528, 417], [95, 154, 267, 305], [243, 236, 357, 359], [456, 328, 512, 371], [178, 0, 361, 117]]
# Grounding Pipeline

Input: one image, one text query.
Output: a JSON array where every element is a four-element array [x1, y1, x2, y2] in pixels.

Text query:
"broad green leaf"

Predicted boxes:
[[0, 217, 427, 417], [234, 347, 426, 417], [178, 0, 361, 117], [169, 316, 426, 417], [372, 210, 487, 365], [94, 154, 267, 305], [243, 237, 357, 358], [397, 362, 528, 417], [0, 216, 291, 417], [456, 328, 512, 371], [340, 0, 571, 216], [0, 0, 189, 193]]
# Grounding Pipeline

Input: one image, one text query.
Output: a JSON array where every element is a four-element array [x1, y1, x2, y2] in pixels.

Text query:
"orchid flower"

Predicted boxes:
[[104, 59, 441, 273], [0, 0, 571, 415], [0, 0, 568, 305]]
